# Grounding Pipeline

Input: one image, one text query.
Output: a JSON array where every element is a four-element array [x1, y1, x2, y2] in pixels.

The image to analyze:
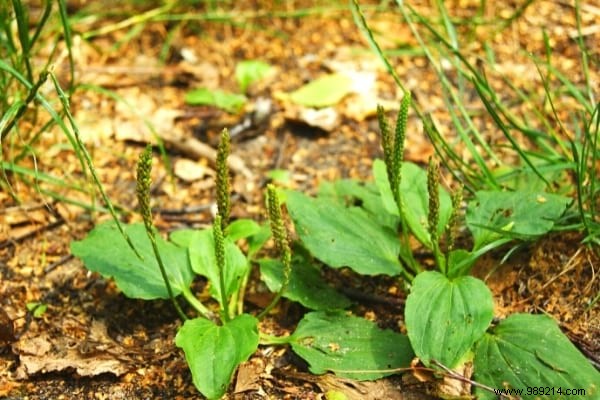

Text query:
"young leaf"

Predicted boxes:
[[287, 73, 354, 108], [474, 314, 600, 399], [226, 218, 262, 241], [259, 254, 351, 311], [405, 271, 493, 368], [466, 190, 571, 250], [235, 60, 273, 93], [176, 314, 259, 400], [289, 311, 414, 380], [445, 249, 475, 278], [373, 160, 452, 248], [185, 87, 246, 113], [285, 190, 403, 276], [71, 221, 194, 300], [187, 228, 248, 308]]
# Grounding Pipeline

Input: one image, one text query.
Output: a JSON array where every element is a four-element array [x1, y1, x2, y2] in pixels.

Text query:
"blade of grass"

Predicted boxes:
[[11, 0, 33, 82], [50, 72, 142, 259], [57, 0, 75, 93], [29, 0, 53, 51], [471, 77, 551, 188]]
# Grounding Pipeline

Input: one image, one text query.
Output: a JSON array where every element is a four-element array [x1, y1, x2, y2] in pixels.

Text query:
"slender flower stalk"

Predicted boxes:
[[213, 214, 230, 323], [136, 145, 186, 321], [378, 97, 420, 277]]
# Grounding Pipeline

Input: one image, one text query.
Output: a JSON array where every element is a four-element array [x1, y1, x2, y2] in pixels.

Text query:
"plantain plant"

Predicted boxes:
[[71, 129, 416, 399], [282, 97, 599, 398]]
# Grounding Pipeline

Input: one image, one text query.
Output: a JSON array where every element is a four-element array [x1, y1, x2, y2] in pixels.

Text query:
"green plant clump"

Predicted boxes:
[[70, 2, 600, 398], [72, 106, 599, 398], [72, 128, 414, 399]]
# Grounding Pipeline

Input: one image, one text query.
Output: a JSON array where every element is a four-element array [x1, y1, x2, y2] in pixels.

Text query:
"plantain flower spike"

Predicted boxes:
[[136, 145, 154, 232], [377, 104, 394, 183], [216, 128, 231, 231], [258, 184, 292, 319], [392, 93, 410, 198], [427, 156, 440, 247], [446, 184, 464, 251], [267, 184, 291, 269], [377, 93, 411, 211]]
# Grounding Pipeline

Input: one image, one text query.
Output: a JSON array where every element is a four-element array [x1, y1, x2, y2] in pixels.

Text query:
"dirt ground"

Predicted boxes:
[[1, 1, 599, 399]]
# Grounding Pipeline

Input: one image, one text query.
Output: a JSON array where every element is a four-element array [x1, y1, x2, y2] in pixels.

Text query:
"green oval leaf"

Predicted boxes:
[[466, 190, 570, 250], [474, 314, 600, 399], [286, 190, 402, 276], [176, 314, 259, 400], [288, 73, 353, 108], [290, 311, 414, 380], [405, 271, 493, 368], [71, 221, 194, 300]]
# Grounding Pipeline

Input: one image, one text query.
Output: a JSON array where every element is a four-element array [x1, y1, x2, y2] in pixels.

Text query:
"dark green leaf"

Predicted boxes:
[[405, 271, 493, 368], [176, 314, 259, 400], [474, 314, 600, 399], [259, 253, 351, 311], [466, 190, 570, 250], [71, 221, 194, 299], [290, 311, 414, 380], [319, 179, 399, 230], [286, 190, 402, 276], [446, 249, 475, 278]]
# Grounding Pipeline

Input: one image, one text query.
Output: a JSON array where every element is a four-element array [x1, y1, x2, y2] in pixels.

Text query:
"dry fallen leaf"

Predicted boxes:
[[0, 308, 15, 345], [13, 322, 130, 379]]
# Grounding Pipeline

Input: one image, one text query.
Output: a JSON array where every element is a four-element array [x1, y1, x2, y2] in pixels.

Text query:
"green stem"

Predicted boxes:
[[259, 332, 293, 346], [213, 216, 230, 323], [181, 286, 215, 321]]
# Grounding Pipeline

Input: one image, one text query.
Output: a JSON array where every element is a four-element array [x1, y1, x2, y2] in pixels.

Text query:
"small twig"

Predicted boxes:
[[44, 254, 74, 273], [0, 219, 65, 250]]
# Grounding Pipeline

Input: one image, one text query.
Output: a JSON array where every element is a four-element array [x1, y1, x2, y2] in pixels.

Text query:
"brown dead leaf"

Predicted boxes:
[[234, 357, 265, 394], [13, 321, 130, 379], [0, 308, 15, 345]]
